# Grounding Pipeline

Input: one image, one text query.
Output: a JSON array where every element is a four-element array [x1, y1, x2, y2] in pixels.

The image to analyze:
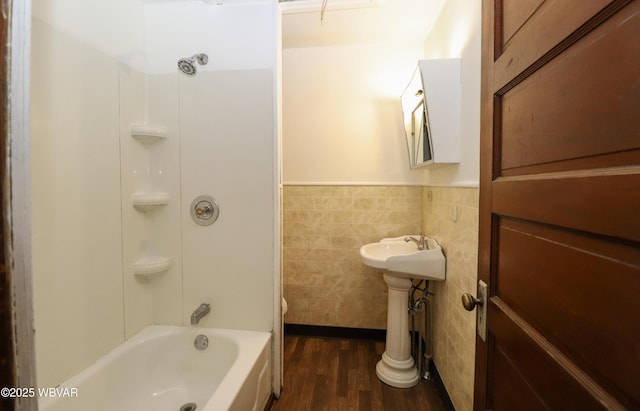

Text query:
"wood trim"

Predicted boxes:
[[492, 171, 640, 242], [4, 1, 37, 409], [500, 150, 640, 177], [284, 324, 386, 341], [475, 0, 496, 409], [429, 360, 456, 411], [264, 393, 275, 411], [479, 0, 496, 286], [0, 0, 15, 408], [501, 0, 544, 46], [494, 0, 631, 93]]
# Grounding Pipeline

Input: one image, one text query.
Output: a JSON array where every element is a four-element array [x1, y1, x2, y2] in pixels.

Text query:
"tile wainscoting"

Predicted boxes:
[[283, 185, 422, 328], [283, 184, 479, 411], [422, 186, 479, 411]]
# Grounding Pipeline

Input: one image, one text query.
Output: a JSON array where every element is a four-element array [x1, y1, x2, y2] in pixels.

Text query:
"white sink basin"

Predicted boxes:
[[360, 236, 446, 388], [359, 236, 446, 281]]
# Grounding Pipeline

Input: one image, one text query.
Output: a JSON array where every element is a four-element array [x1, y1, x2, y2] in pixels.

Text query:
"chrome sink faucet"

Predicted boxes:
[[191, 303, 211, 325], [404, 234, 429, 250]]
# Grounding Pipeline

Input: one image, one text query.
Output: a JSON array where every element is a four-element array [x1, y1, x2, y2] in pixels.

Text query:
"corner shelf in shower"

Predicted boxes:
[[130, 125, 168, 146], [132, 192, 170, 212], [133, 256, 171, 278]]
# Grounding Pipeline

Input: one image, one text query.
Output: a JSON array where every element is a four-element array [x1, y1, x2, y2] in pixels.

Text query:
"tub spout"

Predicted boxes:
[[191, 303, 211, 325]]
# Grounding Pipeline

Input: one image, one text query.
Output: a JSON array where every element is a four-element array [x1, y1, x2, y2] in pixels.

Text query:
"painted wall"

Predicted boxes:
[[422, 0, 481, 187], [31, 0, 278, 388], [282, 42, 426, 185], [421, 1, 482, 410], [281, 0, 479, 187]]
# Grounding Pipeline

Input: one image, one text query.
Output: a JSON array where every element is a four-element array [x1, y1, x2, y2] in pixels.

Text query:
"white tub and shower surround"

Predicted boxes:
[[31, 15, 132, 388], [39, 326, 272, 411], [133, 0, 278, 333], [31, 0, 279, 399], [178, 68, 275, 331]]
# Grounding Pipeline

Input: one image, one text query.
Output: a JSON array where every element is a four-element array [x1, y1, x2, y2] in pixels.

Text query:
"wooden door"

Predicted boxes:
[[1, 1, 37, 410], [0, 0, 12, 407], [476, 0, 640, 409]]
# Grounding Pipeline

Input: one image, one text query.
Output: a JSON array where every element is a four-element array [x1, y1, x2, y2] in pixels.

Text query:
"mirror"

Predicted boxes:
[[401, 65, 433, 169]]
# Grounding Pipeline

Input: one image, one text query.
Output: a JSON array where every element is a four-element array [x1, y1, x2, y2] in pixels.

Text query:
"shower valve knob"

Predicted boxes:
[[190, 195, 219, 226], [195, 203, 211, 217]]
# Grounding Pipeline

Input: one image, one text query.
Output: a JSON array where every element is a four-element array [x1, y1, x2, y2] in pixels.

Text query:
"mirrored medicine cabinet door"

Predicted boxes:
[[401, 65, 433, 169]]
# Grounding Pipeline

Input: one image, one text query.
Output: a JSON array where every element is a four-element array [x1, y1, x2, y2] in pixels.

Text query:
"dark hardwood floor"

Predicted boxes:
[[270, 335, 448, 411]]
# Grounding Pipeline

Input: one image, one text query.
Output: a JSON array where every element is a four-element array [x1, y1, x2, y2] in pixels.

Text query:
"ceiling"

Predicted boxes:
[[280, 0, 446, 48]]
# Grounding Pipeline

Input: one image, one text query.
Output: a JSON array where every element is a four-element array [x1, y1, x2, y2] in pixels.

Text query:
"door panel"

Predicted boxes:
[[490, 300, 620, 410], [501, 0, 545, 45], [495, 0, 615, 88], [497, 218, 640, 401], [477, 0, 640, 410], [491, 347, 548, 410], [499, 4, 640, 172], [493, 174, 640, 242]]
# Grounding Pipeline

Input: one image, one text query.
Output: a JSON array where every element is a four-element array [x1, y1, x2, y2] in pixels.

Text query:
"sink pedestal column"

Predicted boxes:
[[376, 273, 420, 388]]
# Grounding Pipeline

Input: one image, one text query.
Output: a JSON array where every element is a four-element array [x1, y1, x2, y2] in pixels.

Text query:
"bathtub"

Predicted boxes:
[[39, 325, 272, 411]]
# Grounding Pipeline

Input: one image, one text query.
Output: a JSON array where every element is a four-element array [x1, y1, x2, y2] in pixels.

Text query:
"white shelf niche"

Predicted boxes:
[[130, 125, 168, 146], [133, 256, 171, 279], [132, 192, 170, 212]]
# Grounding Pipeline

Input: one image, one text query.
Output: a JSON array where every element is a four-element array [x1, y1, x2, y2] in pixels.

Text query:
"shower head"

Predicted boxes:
[[177, 53, 209, 77], [178, 58, 196, 76]]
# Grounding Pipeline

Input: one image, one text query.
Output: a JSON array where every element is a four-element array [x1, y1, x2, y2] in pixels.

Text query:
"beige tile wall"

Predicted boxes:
[[283, 185, 422, 329], [283, 184, 479, 411], [422, 186, 479, 411]]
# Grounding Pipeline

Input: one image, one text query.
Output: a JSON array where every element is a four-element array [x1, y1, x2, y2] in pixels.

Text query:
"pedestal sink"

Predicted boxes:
[[359, 236, 445, 388]]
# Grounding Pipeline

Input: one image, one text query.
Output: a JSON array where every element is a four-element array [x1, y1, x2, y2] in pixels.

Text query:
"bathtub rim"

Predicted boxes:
[[39, 324, 273, 411]]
